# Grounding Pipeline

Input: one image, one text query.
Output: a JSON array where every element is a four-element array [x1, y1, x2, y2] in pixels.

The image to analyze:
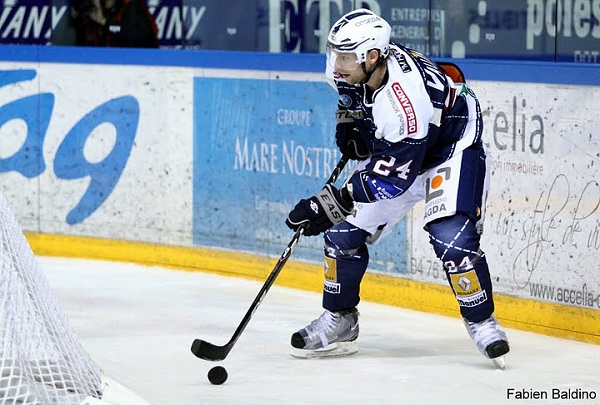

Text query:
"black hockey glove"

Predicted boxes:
[[335, 110, 369, 161], [285, 184, 354, 236]]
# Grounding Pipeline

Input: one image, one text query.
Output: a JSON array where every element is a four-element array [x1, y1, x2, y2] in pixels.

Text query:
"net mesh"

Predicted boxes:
[[0, 193, 103, 404]]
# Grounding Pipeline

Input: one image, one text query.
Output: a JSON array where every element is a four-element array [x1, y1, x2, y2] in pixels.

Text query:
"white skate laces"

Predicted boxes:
[[290, 308, 359, 357], [464, 315, 510, 367]]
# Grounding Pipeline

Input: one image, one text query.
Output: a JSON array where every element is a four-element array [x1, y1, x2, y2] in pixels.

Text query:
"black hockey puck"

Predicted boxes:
[[207, 365, 228, 385]]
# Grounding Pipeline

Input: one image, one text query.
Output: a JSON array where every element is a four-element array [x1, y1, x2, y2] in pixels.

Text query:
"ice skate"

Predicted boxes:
[[290, 308, 359, 359], [464, 315, 510, 369]]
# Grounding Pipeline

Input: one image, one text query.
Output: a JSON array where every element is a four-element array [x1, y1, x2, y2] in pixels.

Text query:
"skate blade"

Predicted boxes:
[[290, 341, 358, 359], [492, 356, 506, 369]]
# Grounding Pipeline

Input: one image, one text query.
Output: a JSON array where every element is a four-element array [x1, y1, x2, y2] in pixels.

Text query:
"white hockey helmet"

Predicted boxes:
[[327, 9, 391, 71]]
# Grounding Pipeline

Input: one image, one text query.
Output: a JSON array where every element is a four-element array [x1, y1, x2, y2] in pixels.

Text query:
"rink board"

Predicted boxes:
[[0, 46, 598, 344]]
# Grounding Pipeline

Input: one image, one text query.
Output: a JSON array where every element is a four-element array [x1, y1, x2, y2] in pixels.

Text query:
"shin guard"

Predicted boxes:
[[427, 214, 494, 322], [322, 224, 370, 312]]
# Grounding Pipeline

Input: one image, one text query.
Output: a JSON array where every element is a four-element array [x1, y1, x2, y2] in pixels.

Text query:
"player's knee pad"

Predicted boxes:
[[427, 214, 482, 269], [322, 222, 370, 312], [324, 221, 370, 254]]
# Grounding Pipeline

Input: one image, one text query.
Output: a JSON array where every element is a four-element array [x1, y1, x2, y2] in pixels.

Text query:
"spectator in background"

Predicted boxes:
[[71, 0, 159, 48]]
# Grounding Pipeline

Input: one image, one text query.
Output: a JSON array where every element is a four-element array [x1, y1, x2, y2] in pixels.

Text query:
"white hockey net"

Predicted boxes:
[[0, 193, 103, 404]]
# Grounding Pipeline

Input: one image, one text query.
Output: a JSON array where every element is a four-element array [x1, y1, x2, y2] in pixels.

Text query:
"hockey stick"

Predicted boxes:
[[191, 154, 349, 361]]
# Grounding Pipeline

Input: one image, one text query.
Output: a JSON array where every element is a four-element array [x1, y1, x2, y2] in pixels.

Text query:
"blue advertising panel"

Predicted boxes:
[[192, 76, 408, 272], [0, 0, 61, 45], [192, 77, 338, 262], [149, 0, 268, 50]]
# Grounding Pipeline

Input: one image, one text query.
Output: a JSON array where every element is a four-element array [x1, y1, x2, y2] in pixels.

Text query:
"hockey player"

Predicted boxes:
[[285, 9, 510, 367]]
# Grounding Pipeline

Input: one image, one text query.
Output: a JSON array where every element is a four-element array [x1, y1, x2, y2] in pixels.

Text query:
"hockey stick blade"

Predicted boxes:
[[190, 154, 349, 362], [190, 338, 230, 362]]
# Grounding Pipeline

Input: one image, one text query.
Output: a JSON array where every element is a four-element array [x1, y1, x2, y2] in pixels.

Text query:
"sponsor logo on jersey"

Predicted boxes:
[[394, 53, 412, 73], [335, 109, 353, 123], [424, 166, 450, 220], [424, 202, 447, 220], [339, 94, 353, 108], [425, 167, 451, 203], [335, 108, 363, 120], [385, 89, 407, 135], [391, 82, 417, 134]]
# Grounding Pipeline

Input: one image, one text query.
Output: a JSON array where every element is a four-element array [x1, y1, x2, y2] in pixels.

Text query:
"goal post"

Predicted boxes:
[[0, 193, 148, 405]]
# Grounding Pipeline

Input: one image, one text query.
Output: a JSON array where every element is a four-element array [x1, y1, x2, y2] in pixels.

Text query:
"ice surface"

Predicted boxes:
[[41, 257, 600, 405]]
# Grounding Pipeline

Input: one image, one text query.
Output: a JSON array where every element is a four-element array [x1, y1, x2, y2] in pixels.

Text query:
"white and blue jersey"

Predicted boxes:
[[327, 43, 483, 205]]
